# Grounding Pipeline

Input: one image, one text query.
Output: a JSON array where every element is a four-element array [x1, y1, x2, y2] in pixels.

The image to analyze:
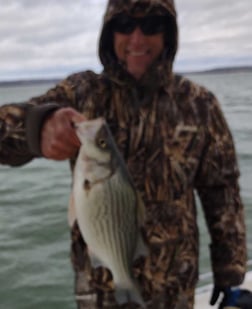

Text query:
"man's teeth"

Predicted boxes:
[[128, 51, 148, 56]]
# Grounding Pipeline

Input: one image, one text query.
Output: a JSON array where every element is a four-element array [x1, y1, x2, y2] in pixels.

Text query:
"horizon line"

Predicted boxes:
[[1, 64, 252, 84]]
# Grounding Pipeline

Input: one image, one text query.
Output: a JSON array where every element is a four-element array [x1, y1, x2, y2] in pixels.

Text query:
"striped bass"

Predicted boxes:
[[69, 118, 147, 307]]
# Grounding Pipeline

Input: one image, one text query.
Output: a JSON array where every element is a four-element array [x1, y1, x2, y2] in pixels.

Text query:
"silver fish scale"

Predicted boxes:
[[87, 169, 138, 281]]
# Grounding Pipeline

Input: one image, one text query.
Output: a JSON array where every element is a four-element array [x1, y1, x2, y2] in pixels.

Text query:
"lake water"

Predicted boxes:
[[0, 72, 251, 308]]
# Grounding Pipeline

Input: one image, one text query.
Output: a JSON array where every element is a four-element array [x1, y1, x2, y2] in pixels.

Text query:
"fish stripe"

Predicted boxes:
[[110, 178, 125, 280], [109, 182, 118, 269]]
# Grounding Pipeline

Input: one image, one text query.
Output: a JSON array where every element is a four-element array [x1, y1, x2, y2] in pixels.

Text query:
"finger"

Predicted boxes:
[[65, 108, 86, 125], [63, 118, 81, 147], [48, 129, 80, 158], [71, 113, 86, 124], [63, 109, 85, 147], [41, 107, 84, 159], [43, 141, 78, 160], [210, 286, 220, 305]]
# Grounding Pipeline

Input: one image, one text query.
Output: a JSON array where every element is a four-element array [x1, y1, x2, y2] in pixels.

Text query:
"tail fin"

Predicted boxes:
[[114, 282, 146, 308]]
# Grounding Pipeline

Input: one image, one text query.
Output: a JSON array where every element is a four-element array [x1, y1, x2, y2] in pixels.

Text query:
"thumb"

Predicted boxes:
[[69, 109, 86, 125]]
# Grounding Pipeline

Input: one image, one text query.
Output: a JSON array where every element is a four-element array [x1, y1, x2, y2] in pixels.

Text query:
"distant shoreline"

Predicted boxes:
[[185, 65, 252, 75], [0, 79, 61, 88], [0, 65, 251, 87]]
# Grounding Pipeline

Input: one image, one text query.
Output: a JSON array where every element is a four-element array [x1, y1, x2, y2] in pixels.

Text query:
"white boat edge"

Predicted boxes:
[[195, 271, 252, 308]]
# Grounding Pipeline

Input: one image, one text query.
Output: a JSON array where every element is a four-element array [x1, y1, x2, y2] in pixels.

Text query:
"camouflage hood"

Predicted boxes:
[[98, 0, 178, 87]]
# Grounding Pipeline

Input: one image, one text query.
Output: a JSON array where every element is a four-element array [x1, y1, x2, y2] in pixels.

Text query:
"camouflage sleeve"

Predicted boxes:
[[0, 76, 77, 166], [195, 94, 247, 287]]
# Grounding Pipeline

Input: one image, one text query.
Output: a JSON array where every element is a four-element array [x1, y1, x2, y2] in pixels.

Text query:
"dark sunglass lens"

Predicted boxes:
[[113, 15, 136, 34], [141, 16, 167, 35]]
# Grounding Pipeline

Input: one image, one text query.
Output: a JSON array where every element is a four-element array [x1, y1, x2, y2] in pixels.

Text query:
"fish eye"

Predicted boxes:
[[98, 138, 107, 149]]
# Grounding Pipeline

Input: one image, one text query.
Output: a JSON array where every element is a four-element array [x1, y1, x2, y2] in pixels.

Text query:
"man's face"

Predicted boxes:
[[113, 14, 165, 80]]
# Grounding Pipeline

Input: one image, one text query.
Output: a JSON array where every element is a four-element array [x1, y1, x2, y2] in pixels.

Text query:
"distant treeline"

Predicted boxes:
[[0, 79, 61, 88], [185, 65, 252, 75], [1, 66, 252, 87]]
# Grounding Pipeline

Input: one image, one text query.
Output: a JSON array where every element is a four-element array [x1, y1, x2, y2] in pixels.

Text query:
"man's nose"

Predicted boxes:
[[129, 27, 146, 43]]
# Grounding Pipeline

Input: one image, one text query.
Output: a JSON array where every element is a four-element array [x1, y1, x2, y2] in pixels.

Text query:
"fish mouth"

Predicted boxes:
[[73, 118, 107, 141]]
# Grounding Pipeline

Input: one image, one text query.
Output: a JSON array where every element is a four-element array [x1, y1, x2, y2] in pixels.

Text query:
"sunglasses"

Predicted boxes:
[[112, 14, 168, 35]]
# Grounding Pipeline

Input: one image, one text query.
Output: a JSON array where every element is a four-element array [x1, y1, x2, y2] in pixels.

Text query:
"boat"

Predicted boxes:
[[195, 269, 252, 308]]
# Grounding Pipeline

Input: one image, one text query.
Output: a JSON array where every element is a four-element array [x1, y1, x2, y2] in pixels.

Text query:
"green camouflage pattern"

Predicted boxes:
[[0, 0, 247, 308]]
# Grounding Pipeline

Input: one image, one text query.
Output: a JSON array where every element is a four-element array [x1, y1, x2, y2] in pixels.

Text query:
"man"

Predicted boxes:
[[0, 0, 247, 308]]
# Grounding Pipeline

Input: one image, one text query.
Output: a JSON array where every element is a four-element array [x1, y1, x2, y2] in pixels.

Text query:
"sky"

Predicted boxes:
[[0, 0, 251, 81]]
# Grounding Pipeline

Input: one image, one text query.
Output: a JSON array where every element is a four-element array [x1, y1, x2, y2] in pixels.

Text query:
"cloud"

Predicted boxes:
[[0, 0, 251, 80], [0, 1, 106, 80], [175, 0, 252, 71]]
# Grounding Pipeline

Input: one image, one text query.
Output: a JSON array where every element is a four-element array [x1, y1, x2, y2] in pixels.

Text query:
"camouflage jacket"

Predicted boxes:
[[0, 0, 247, 308]]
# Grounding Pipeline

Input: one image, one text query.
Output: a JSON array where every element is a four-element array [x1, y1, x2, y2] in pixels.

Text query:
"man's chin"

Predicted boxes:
[[127, 65, 149, 80]]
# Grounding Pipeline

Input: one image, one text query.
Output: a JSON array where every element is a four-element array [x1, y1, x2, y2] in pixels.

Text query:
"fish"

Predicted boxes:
[[68, 117, 147, 307]]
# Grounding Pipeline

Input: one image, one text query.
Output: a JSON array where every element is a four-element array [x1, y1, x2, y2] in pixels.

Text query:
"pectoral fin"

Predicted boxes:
[[68, 192, 77, 228], [134, 232, 148, 260]]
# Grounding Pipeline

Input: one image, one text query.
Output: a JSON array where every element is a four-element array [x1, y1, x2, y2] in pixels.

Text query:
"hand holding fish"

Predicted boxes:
[[41, 107, 85, 160]]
